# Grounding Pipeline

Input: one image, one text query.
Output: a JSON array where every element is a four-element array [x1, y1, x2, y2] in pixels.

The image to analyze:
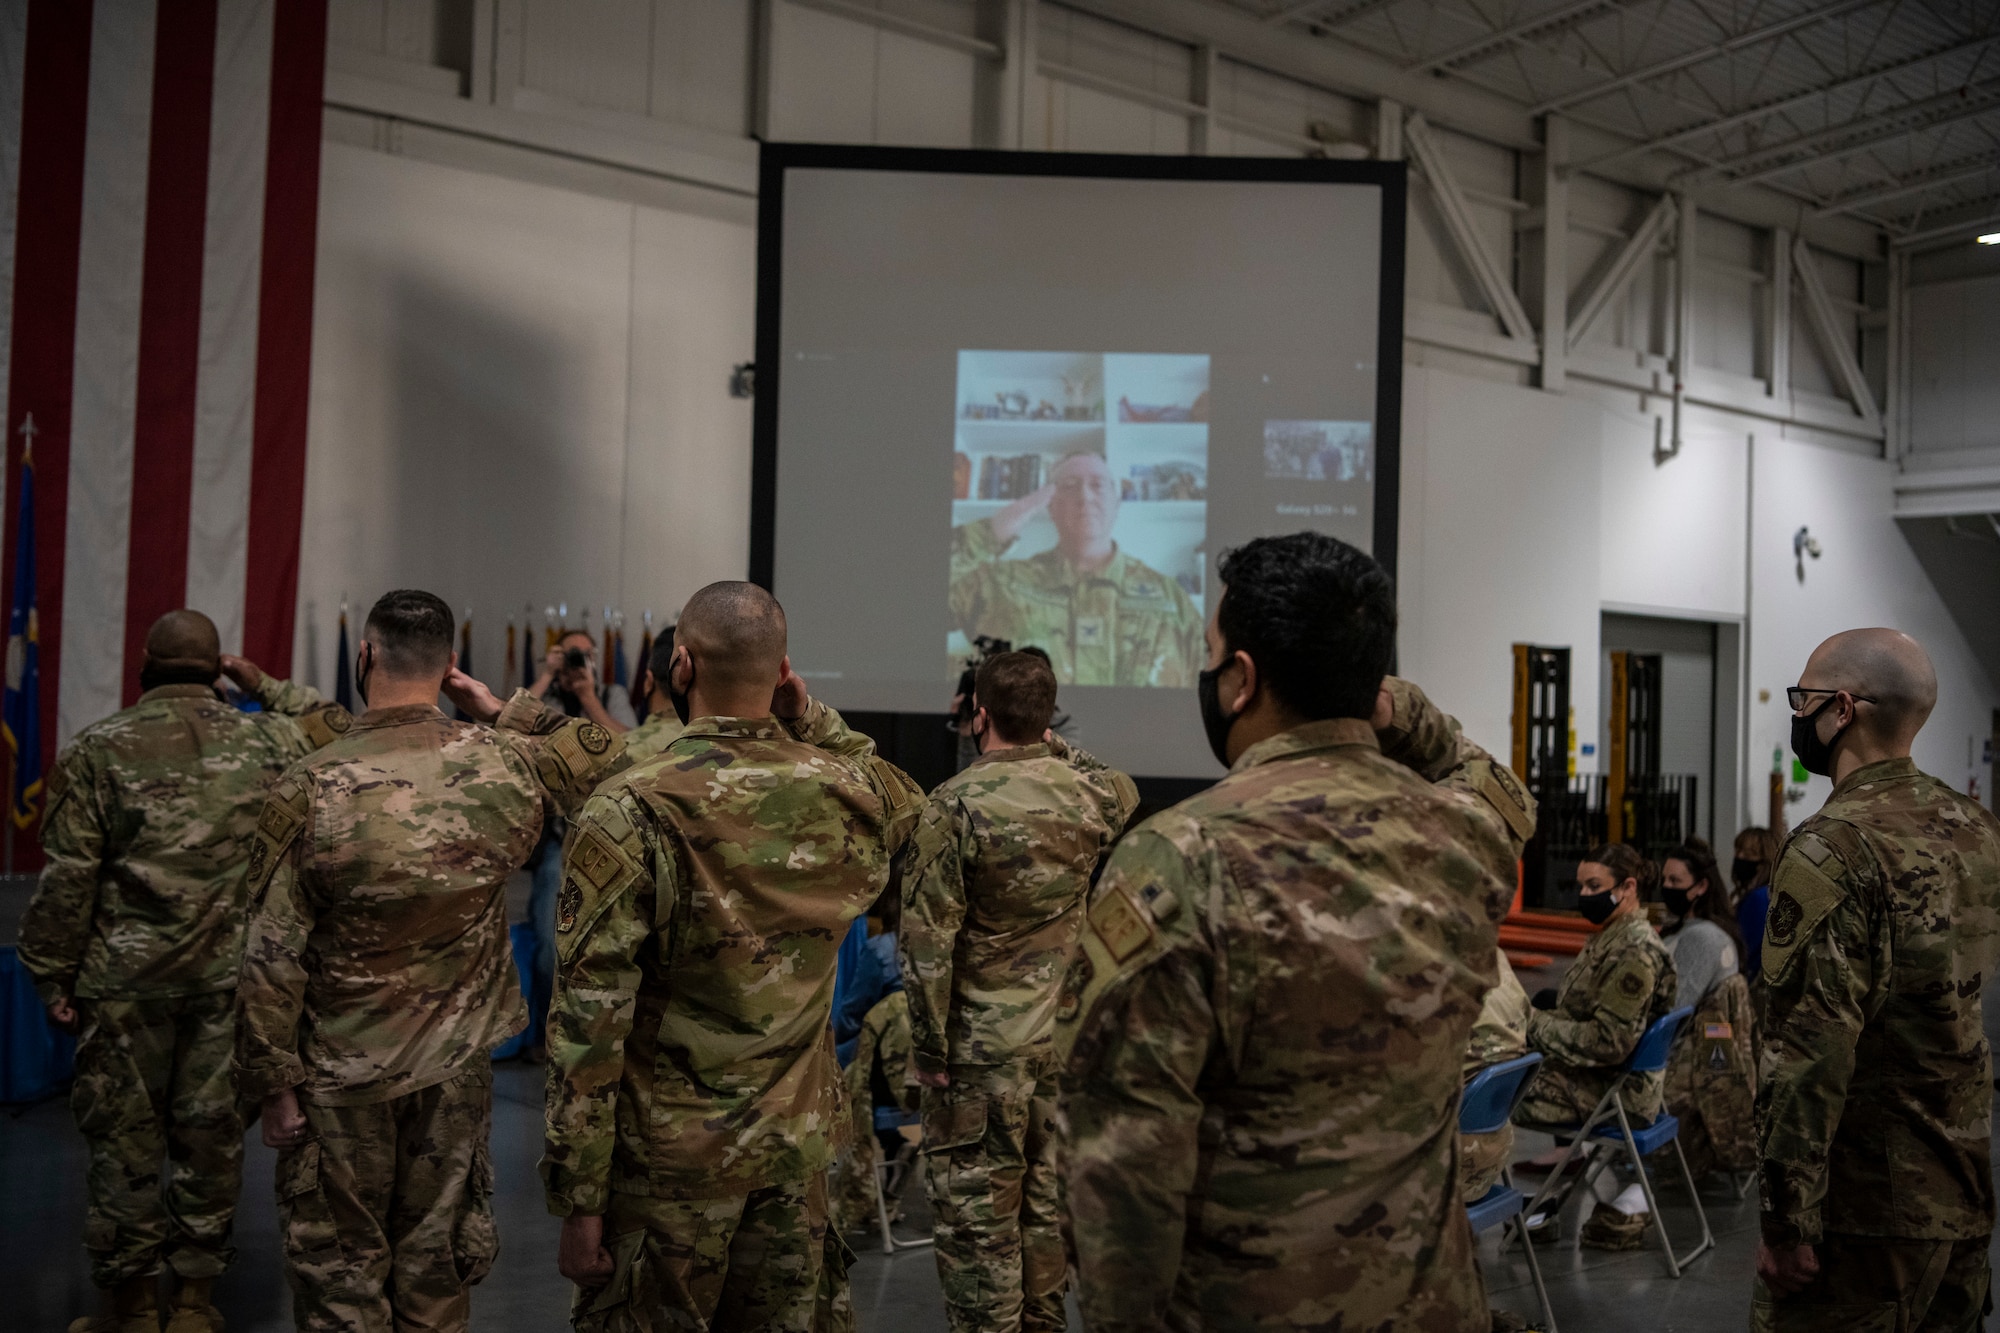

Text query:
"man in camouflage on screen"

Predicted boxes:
[[16, 610, 351, 1333], [899, 650, 1138, 1332], [949, 452, 1202, 687], [1753, 628, 2000, 1331], [234, 590, 624, 1333], [1055, 533, 1535, 1333], [541, 581, 922, 1333]]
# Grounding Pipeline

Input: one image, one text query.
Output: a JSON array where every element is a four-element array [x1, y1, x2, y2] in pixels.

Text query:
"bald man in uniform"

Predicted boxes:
[[18, 611, 350, 1333], [1754, 628, 2000, 1331], [949, 451, 1203, 687], [542, 581, 921, 1332]]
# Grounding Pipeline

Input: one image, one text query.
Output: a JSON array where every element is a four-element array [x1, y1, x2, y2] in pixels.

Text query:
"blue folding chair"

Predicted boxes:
[[871, 1105, 932, 1255], [1462, 1052, 1556, 1333], [1519, 1006, 1714, 1277]]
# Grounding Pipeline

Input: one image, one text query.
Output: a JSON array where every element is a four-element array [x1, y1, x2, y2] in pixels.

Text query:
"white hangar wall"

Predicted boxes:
[[301, 0, 2000, 823]]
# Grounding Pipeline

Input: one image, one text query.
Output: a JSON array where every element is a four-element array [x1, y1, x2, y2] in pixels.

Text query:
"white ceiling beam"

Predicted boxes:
[[1811, 158, 2000, 218], [1530, 0, 1885, 116], [1687, 79, 2000, 186], [1405, 112, 1538, 343], [1405, 0, 1632, 76], [1263, 0, 1401, 29], [1057, 0, 1881, 257], [1791, 235, 1882, 433], [1574, 34, 2000, 174], [1566, 192, 1676, 353]]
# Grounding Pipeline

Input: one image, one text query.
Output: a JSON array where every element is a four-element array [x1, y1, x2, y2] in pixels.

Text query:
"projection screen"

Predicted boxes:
[[752, 145, 1406, 780]]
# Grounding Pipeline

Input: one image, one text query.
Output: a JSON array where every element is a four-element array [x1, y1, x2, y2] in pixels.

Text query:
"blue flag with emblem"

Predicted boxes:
[[4, 430, 41, 828]]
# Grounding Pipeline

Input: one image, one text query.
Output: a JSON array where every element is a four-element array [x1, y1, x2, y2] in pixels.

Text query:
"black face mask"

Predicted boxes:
[[1659, 886, 1691, 919], [1197, 661, 1241, 768], [1732, 857, 1761, 888], [138, 663, 219, 694], [1577, 890, 1618, 926], [355, 646, 373, 709], [668, 661, 693, 725], [1790, 695, 1844, 778]]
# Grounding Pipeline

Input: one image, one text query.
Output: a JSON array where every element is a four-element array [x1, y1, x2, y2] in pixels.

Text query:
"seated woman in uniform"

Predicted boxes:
[[1512, 844, 1679, 1247], [1658, 840, 1757, 1181]]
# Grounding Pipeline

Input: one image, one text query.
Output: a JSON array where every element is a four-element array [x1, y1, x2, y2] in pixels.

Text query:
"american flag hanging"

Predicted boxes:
[[0, 0, 330, 857]]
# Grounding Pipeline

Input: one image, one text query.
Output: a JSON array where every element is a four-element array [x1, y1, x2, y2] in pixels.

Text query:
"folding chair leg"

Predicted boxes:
[[1508, 1214, 1558, 1333], [873, 1162, 896, 1256], [1611, 1095, 1713, 1278], [873, 1153, 935, 1255], [1733, 1170, 1755, 1201]]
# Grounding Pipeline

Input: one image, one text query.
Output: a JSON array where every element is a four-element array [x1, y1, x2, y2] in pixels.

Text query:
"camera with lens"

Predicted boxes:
[[563, 646, 590, 671]]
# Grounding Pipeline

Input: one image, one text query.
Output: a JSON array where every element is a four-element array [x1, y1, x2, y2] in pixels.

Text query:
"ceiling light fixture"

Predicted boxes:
[[1978, 232, 2000, 244]]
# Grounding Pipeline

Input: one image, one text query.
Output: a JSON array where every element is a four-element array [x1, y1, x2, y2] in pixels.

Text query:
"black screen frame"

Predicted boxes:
[[750, 142, 1408, 592]]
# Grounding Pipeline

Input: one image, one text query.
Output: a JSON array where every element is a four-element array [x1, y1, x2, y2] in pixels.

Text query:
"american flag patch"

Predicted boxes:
[[1705, 1023, 1732, 1040]]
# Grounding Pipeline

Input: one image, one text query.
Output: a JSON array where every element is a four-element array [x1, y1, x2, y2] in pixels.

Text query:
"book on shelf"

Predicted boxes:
[[976, 453, 1046, 501]]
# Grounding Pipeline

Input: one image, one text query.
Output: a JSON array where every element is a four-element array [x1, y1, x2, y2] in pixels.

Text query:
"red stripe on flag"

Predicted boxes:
[[242, 0, 326, 676], [121, 0, 219, 706], [1, 0, 94, 862]]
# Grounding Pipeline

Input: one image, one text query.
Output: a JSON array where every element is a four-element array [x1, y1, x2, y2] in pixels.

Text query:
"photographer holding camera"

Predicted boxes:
[[530, 628, 637, 733], [518, 630, 634, 1058]]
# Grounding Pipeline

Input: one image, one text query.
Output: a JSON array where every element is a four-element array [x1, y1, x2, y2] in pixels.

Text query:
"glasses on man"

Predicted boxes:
[[1785, 686, 1879, 712]]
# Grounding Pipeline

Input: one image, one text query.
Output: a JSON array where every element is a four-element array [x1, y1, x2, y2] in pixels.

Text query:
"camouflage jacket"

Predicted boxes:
[[235, 694, 623, 1106], [1526, 910, 1677, 1118], [1756, 757, 2000, 1246], [1466, 950, 1531, 1078], [18, 678, 351, 1004], [618, 709, 685, 768], [1054, 678, 1535, 1333], [948, 517, 1203, 687], [540, 700, 921, 1215], [899, 737, 1138, 1073]]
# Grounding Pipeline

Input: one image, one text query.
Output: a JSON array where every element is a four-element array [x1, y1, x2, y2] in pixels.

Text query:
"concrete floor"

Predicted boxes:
[[4, 1055, 1787, 1333]]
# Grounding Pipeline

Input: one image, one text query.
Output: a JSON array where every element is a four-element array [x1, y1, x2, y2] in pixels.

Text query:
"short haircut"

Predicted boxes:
[[676, 582, 786, 693], [559, 628, 594, 650], [363, 589, 455, 679], [1214, 533, 1395, 721], [975, 651, 1058, 744]]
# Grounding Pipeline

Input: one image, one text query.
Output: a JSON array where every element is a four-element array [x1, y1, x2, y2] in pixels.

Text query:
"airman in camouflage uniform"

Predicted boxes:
[[899, 651, 1138, 1333], [948, 452, 1204, 687], [541, 581, 920, 1333], [235, 590, 622, 1333], [1056, 534, 1536, 1333], [828, 989, 919, 1238], [17, 611, 350, 1333], [1461, 950, 1531, 1204], [1754, 629, 2000, 1330], [1513, 905, 1677, 1131], [1663, 970, 1756, 1179]]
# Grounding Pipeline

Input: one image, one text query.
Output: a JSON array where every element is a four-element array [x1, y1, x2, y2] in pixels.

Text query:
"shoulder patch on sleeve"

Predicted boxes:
[[295, 705, 352, 750], [1763, 832, 1852, 981], [1087, 885, 1155, 962], [555, 800, 646, 965], [1472, 762, 1536, 845], [1597, 953, 1657, 1021], [247, 778, 309, 894], [537, 719, 628, 802], [43, 759, 71, 812]]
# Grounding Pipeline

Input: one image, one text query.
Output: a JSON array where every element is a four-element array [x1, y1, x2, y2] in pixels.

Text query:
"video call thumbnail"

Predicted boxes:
[[947, 351, 1209, 689]]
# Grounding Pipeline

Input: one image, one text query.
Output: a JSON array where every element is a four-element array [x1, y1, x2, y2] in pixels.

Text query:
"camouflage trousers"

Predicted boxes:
[[1460, 1125, 1514, 1204], [921, 1058, 1066, 1333], [278, 1062, 497, 1332], [574, 1174, 848, 1333], [71, 990, 243, 1286], [1752, 1233, 1992, 1333], [1662, 974, 1756, 1178], [1513, 1061, 1663, 1131], [830, 991, 918, 1238]]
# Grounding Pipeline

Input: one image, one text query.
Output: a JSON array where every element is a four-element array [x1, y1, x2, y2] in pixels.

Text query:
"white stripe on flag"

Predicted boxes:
[[187, 0, 271, 656], [60, 0, 158, 747], [0, 0, 28, 528]]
